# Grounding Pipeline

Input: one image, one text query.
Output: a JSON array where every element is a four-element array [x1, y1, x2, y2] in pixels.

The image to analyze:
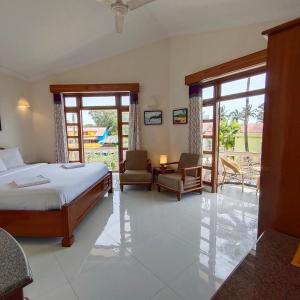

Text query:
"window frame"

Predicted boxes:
[[201, 66, 266, 191], [63, 92, 130, 169]]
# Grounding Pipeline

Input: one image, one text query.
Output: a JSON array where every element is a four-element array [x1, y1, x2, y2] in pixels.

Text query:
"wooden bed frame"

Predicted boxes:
[[0, 171, 113, 247]]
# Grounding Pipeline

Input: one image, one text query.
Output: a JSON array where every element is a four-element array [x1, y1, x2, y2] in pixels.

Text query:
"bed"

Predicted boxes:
[[0, 162, 113, 247]]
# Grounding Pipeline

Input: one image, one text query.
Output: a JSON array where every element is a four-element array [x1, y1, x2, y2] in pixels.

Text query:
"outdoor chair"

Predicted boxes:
[[220, 156, 246, 192]]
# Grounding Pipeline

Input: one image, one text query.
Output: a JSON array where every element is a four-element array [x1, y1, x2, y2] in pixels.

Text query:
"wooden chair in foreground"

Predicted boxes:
[[157, 153, 203, 201], [220, 156, 246, 192], [119, 150, 152, 191]]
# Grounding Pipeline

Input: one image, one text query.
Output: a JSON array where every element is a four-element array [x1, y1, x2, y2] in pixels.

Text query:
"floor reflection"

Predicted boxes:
[[22, 181, 259, 300]]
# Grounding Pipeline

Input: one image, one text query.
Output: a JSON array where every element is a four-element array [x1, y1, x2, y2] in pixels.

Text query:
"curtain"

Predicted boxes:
[[188, 84, 203, 155], [128, 92, 141, 151], [53, 93, 69, 163]]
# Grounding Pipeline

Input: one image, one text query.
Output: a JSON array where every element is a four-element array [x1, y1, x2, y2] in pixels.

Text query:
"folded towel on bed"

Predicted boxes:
[[61, 162, 86, 169], [14, 175, 51, 188]]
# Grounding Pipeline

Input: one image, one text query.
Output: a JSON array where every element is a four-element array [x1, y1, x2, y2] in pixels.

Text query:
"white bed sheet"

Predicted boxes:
[[0, 163, 109, 211]]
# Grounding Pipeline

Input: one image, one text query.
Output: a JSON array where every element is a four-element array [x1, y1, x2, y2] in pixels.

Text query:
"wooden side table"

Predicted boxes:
[[152, 167, 175, 183]]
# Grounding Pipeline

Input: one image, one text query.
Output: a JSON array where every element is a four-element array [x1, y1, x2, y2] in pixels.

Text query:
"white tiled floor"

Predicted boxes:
[[20, 181, 258, 300]]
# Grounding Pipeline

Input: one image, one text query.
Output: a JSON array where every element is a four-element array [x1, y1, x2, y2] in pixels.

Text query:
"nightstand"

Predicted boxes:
[[152, 166, 175, 183]]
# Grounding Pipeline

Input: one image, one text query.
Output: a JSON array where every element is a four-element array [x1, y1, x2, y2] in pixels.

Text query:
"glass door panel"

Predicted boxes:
[[203, 169, 212, 184], [119, 107, 129, 163], [66, 112, 78, 124], [202, 153, 213, 167], [68, 138, 79, 149], [81, 109, 119, 171], [203, 122, 213, 136], [67, 126, 79, 137], [69, 151, 80, 162], [123, 137, 128, 148], [218, 95, 264, 190], [202, 106, 214, 120], [203, 138, 213, 151], [65, 107, 81, 162], [202, 103, 216, 190], [122, 124, 129, 135], [122, 111, 129, 122]]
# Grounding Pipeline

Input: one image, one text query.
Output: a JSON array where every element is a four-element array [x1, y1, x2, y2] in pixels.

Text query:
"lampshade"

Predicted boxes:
[[160, 155, 168, 165], [17, 98, 31, 109]]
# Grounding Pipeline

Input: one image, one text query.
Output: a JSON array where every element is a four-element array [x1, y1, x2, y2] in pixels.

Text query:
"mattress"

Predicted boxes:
[[0, 163, 109, 211]]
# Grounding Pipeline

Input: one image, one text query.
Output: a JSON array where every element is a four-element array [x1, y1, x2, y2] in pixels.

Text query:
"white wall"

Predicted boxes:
[[31, 21, 280, 164], [0, 71, 34, 161], [32, 40, 170, 164]]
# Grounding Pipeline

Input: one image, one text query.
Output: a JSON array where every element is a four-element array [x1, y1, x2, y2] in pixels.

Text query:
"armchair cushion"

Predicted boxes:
[[125, 150, 148, 170], [178, 153, 200, 176], [157, 173, 196, 192], [120, 170, 152, 183]]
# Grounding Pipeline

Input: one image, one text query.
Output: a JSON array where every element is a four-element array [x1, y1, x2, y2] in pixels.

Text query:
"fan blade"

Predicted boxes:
[[96, 0, 112, 4], [115, 13, 125, 33], [127, 0, 156, 10]]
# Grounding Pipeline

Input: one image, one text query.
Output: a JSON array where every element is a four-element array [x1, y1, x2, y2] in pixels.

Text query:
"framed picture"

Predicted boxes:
[[144, 110, 162, 125], [173, 108, 188, 124]]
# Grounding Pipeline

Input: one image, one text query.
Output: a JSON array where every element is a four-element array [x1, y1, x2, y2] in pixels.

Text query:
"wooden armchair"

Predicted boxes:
[[157, 153, 203, 201], [119, 150, 152, 191]]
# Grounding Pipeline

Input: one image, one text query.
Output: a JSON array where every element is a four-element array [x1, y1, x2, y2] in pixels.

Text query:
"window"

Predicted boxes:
[[65, 97, 77, 107], [202, 106, 213, 120], [66, 113, 78, 124], [221, 73, 266, 97], [63, 93, 130, 171], [82, 96, 116, 107], [202, 86, 214, 100], [121, 96, 130, 106], [201, 69, 266, 191]]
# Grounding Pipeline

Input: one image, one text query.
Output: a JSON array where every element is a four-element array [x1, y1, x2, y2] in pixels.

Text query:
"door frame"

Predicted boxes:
[[201, 67, 266, 192], [63, 92, 129, 170]]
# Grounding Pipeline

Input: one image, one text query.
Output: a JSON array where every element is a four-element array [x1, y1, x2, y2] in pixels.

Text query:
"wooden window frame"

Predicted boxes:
[[200, 67, 266, 192], [185, 50, 267, 85], [63, 92, 130, 169]]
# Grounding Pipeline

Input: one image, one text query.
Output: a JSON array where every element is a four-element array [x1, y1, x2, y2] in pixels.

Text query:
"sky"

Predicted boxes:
[[203, 73, 266, 123]]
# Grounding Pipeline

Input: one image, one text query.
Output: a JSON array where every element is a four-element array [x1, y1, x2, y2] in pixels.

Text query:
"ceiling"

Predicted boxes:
[[0, 0, 299, 81]]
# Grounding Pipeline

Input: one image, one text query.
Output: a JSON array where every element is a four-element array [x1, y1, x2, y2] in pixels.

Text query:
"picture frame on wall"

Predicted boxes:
[[173, 108, 188, 124], [144, 110, 163, 125]]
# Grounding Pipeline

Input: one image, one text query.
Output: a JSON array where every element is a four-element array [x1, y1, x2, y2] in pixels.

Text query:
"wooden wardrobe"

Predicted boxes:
[[258, 18, 300, 238]]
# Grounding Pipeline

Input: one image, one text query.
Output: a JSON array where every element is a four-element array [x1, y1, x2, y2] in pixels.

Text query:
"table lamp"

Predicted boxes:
[[160, 155, 168, 169]]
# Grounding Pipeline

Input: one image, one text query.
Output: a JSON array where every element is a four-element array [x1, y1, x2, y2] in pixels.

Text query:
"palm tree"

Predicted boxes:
[[242, 77, 258, 152], [228, 78, 257, 152], [256, 103, 264, 122], [229, 109, 243, 122], [242, 102, 257, 152], [220, 105, 228, 120]]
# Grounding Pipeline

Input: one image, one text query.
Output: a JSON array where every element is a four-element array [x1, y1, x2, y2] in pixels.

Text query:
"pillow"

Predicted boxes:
[[0, 148, 25, 169], [0, 158, 7, 172]]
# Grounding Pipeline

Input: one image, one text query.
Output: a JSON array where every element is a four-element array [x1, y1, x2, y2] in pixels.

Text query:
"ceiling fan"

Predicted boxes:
[[97, 0, 156, 33]]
